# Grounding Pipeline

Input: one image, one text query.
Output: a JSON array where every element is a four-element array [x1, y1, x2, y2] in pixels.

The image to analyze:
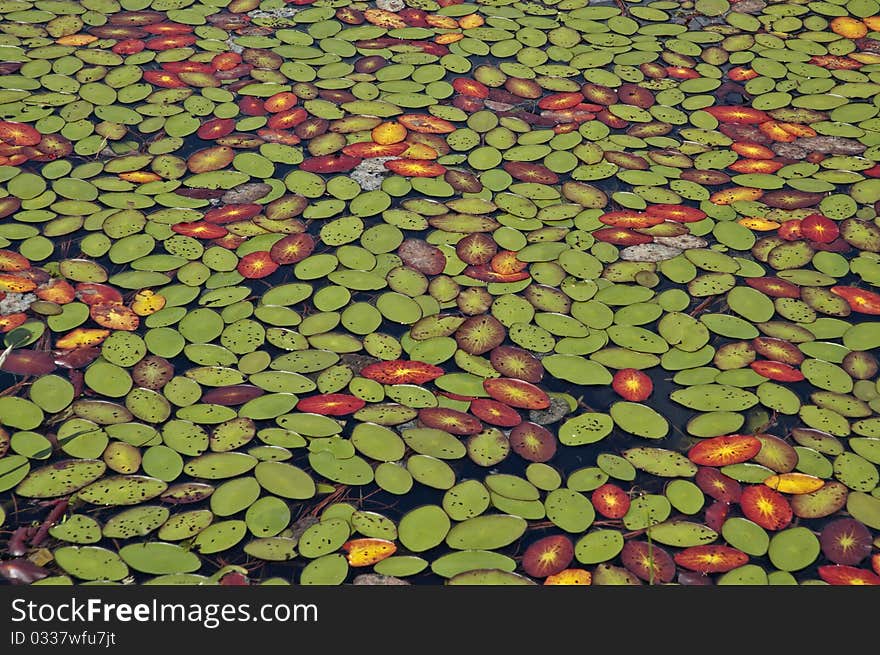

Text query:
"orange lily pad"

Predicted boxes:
[[75, 283, 123, 307], [0, 273, 37, 293], [544, 568, 592, 585], [489, 250, 528, 275], [90, 303, 140, 331], [645, 204, 707, 223], [731, 142, 776, 159], [598, 210, 664, 229], [384, 159, 446, 177], [830, 286, 880, 314], [55, 328, 111, 349], [0, 313, 27, 333], [0, 120, 41, 146], [469, 398, 522, 428], [538, 92, 584, 110], [611, 368, 653, 402], [591, 483, 631, 519], [142, 70, 187, 88], [296, 393, 366, 416], [674, 545, 749, 573], [171, 221, 228, 239], [709, 186, 764, 205], [688, 434, 762, 467], [483, 377, 550, 410], [34, 278, 75, 304], [738, 216, 781, 231], [739, 484, 793, 531], [0, 249, 30, 272], [749, 360, 805, 382], [342, 538, 397, 567], [764, 472, 825, 494], [729, 159, 785, 174], [237, 251, 279, 279], [452, 77, 489, 98], [130, 290, 166, 317], [703, 106, 771, 124], [360, 359, 445, 385], [817, 565, 880, 585], [342, 141, 409, 158]]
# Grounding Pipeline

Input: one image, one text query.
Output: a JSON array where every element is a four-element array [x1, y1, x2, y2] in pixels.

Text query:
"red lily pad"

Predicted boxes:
[[704, 106, 771, 124], [385, 159, 446, 177], [739, 484, 793, 531], [750, 360, 805, 382], [817, 565, 880, 585], [591, 227, 654, 246], [674, 545, 749, 573], [0, 120, 42, 146], [469, 398, 522, 428], [522, 535, 574, 578], [296, 393, 366, 416], [819, 518, 872, 565], [800, 214, 840, 244], [483, 377, 550, 410], [591, 483, 630, 519], [300, 154, 362, 174], [237, 251, 279, 279], [751, 337, 805, 366], [688, 435, 762, 467], [171, 221, 228, 239], [744, 276, 801, 298], [201, 385, 265, 406], [452, 77, 489, 98], [621, 540, 676, 583], [269, 234, 316, 265], [75, 283, 122, 307], [705, 499, 730, 532], [645, 204, 707, 223], [0, 350, 57, 376], [611, 368, 653, 402], [508, 421, 557, 462], [418, 407, 483, 435], [360, 359, 445, 385], [599, 210, 665, 229], [830, 285, 880, 314], [695, 467, 742, 503], [204, 203, 262, 225], [342, 141, 409, 158]]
